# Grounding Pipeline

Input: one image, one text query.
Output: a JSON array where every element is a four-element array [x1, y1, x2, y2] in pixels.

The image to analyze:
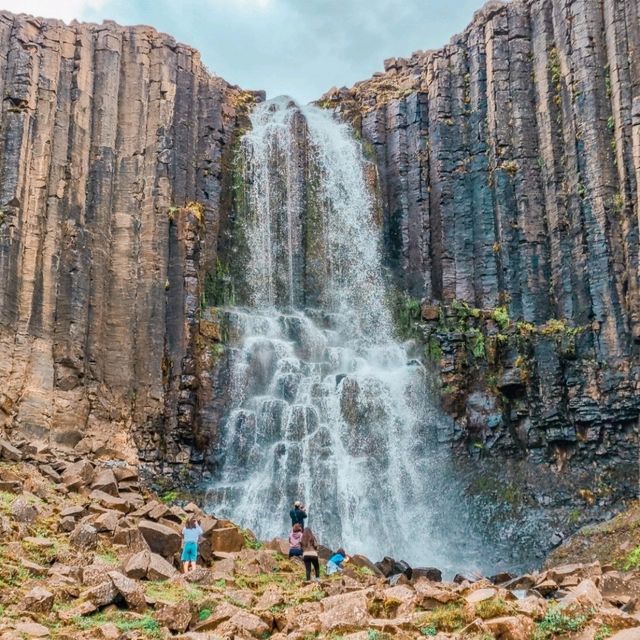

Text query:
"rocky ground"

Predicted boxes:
[[0, 438, 639, 639]]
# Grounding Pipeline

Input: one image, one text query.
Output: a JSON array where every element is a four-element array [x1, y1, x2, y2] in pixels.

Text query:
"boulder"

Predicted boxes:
[[484, 615, 535, 640], [413, 580, 458, 609], [559, 578, 603, 612], [147, 552, 178, 580], [209, 525, 245, 552], [91, 469, 119, 496], [211, 557, 236, 580], [155, 600, 193, 633], [348, 554, 384, 577], [23, 586, 55, 613], [514, 595, 547, 619], [108, 571, 146, 612], [112, 523, 150, 552], [256, 585, 285, 610], [93, 510, 121, 533], [11, 497, 39, 523], [70, 523, 98, 550], [412, 567, 442, 582], [61, 459, 94, 484], [598, 606, 640, 631], [219, 610, 270, 638], [547, 562, 602, 584], [318, 591, 371, 633], [113, 466, 138, 482], [138, 519, 181, 557], [83, 563, 114, 586], [534, 579, 559, 596], [148, 503, 170, 521], [82, 580, 119, 607], [89, 489, 129, 513], [57, 600, 97, 621], [265, 538, 289, 556], [124, 550, 150, 579], [60, 505, 86, 519], [14, 622, 49, 637], [0, 480, 22, 493], [195, 601, 246, 631], [466, 587, 498, 604], [39, 463, 61, 481], [503, 575, 537, 590], [0, 438, 22, 461], [375, 556, 412, 579], [119, 491, 144, 510], [21, 559, 48, 577]]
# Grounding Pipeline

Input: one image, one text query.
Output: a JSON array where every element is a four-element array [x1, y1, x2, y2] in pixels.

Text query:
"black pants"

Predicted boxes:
[[304, 556, 320, 580]]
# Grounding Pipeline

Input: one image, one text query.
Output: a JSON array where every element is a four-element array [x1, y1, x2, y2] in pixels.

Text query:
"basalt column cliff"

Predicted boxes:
[[321, 0, 640, 494], [0, 12, 259, 462], [0, 0, 639, 556]]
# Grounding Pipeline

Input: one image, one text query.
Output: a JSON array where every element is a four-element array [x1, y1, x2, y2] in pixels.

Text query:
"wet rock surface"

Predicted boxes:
[[318, 0, 640, 561]]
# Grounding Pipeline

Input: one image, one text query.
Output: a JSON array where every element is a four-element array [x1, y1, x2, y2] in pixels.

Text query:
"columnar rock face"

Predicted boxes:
[[0, 11, 256, 462], [320, 0, 640, 478], [0, 0, 638, 529]]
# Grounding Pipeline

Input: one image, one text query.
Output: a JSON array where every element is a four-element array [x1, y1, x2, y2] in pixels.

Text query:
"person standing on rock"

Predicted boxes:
[[288, 523, 304, 557], [301, 527, 320, 582], [181, 517, 203, 573], [289, 501, 307, 530]]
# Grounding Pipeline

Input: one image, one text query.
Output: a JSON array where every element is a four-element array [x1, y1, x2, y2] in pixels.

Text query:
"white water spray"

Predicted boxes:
[[207, 97, 454, 565]]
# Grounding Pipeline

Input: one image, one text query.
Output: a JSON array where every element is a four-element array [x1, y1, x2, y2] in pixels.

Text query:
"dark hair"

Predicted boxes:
[[186, 518, 197, 529], [292, 523, 302, 533], [336, 547, 346, 556], [301, 528, 316, 548]]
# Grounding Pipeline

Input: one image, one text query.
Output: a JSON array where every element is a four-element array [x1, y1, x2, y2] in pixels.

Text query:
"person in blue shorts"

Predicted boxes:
[[181, 517, 203, 573]]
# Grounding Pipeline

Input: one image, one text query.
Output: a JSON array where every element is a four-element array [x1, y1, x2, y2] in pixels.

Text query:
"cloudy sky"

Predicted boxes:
[[6, 0, 488, 103]]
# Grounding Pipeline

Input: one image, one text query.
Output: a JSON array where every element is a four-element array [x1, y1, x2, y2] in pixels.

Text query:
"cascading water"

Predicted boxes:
[[207, 96, 459, 566]]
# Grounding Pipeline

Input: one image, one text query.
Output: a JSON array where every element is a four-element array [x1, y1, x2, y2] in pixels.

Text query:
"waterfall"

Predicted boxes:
[[206, 96, 455, 565]]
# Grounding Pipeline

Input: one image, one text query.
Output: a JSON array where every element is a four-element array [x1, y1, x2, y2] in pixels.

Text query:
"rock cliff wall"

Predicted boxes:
[[320, 0, 640, 490], [0, 12, 256, 465], [0, 0, 638, 537]]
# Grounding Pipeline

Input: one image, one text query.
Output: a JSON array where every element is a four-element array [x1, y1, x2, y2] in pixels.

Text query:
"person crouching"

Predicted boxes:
[[326, 547, 350, 575]]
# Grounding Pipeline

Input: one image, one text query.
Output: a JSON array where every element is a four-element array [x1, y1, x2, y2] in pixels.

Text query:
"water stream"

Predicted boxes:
[[206, 97, 458, 565]]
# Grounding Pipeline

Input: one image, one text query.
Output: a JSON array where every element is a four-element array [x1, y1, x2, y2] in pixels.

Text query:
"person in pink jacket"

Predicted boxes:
[[288, 523, 303, 558]]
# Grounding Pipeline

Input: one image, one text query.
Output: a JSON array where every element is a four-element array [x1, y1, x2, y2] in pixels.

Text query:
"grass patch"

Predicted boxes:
[[475, 597, 515, 619], [235, 571, 291, 591], [595, 625, 612, 640], [623, 545, 640, 570], [198, 607, 213, 621], [95, 543, 120, 567], [241, 528, 263, 550], [73, 612, 162, 638], [159, 490, 179, 505], [145, 580, 203, 603], [420, 603, 469, 633], [490, 306, 510, 330], [0, 491, 16, 512], [533, 606, 589, 640]]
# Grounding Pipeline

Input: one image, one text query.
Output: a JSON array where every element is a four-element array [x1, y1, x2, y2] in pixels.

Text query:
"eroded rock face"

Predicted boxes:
[[0, 12, 257, 468], [0, 3, 638, 553], [319, 0, 640, 547]]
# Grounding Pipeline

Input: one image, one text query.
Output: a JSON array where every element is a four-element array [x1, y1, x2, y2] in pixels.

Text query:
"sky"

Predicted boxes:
[[6, 0, 489, 103]]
